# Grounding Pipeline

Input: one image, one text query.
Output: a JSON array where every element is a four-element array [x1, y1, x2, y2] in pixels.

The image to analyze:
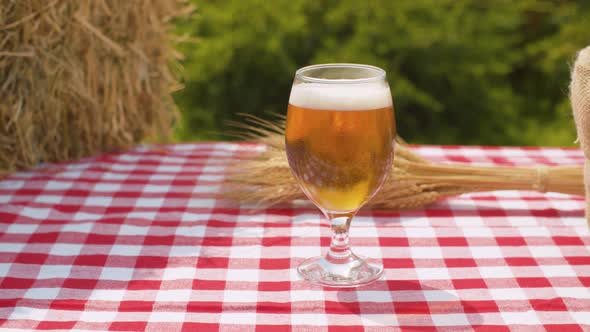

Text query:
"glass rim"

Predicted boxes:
[[295, 63, 386, 84]]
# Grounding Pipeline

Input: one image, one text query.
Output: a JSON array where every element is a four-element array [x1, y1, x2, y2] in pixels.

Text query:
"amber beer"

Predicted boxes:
[[285, 82, 395, 212]]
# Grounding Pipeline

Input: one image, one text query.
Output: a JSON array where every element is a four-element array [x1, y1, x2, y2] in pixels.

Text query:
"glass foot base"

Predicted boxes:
[[297, 255, 383, 288]]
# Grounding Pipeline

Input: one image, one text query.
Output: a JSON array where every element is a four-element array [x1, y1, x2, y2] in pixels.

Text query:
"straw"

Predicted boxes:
[[0, 0, 189, 173]]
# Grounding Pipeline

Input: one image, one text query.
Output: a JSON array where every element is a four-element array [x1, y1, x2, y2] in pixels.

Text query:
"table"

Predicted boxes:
[[0, 142, 589, 331]]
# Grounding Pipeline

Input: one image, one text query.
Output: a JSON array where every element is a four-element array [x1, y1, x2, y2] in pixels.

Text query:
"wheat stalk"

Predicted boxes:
[[223, 116, 583, 210]]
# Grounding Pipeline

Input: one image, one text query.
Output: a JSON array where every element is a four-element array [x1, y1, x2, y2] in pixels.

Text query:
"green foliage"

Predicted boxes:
[[174, 0, 590, 146]]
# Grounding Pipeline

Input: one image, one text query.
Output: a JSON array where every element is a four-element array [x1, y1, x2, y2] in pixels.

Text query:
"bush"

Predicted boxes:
[[174, 0, 590, 146]]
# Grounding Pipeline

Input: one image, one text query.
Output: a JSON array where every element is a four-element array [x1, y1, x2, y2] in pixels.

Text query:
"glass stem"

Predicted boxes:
[[326, 212, 355, 261]]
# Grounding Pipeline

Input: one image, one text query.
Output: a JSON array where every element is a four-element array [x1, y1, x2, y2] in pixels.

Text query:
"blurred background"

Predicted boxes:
[[173, 0, 590, 146]]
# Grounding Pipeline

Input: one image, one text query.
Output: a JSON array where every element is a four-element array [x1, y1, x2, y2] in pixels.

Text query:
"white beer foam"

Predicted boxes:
[[289, 82, 392, 111]]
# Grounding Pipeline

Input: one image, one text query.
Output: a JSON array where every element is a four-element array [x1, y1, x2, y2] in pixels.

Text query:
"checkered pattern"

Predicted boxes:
[[0, 142, 589, 331]]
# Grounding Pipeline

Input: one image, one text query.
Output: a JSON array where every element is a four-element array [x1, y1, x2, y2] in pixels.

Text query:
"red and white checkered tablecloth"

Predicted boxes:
[[0, 142, 589, 331]]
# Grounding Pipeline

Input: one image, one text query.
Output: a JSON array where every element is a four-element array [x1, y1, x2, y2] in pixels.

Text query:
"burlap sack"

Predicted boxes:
[[571, 46, 590, 222]]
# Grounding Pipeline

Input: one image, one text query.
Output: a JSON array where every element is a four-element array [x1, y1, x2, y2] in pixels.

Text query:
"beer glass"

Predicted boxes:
[[285, 64, 395, 287]]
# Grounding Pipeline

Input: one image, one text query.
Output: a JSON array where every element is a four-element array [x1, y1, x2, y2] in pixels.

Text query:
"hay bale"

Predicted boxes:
[[0, 0, 187, 173]]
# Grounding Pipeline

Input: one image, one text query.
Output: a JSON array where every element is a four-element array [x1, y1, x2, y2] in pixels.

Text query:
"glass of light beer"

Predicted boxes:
[[286, 64, 395, 287]]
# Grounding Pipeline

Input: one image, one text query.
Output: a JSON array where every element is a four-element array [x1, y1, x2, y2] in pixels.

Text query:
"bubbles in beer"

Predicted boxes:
[[285, 82, 395, 213]]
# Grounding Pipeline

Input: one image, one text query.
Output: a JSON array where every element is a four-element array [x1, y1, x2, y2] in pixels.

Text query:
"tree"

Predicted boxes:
[[174, 0, 589, 146]]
